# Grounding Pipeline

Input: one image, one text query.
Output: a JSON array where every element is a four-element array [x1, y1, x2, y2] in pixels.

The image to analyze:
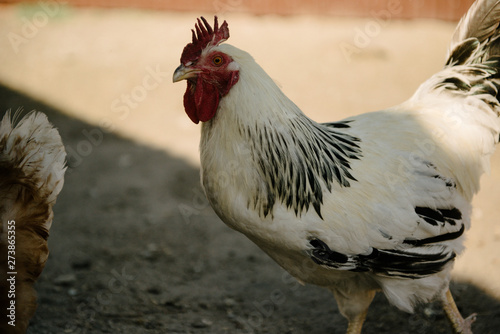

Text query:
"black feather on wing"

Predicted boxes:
[[308, 237, 457, 279], [308, 211, 465, 279]]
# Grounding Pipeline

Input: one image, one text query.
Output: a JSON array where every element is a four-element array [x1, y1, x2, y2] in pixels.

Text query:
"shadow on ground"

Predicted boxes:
[[1, 83, 499, 334]]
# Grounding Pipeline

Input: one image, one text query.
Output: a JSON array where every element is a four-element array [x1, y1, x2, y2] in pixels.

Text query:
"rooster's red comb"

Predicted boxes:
[[180, 16, 230, 65]]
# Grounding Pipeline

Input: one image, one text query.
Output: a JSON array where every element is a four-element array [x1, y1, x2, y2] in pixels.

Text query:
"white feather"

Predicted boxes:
[[0, 110, 66, 204]]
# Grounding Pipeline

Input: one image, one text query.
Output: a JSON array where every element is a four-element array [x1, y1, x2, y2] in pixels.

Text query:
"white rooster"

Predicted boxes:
[[0, 111, 66, 333], [172, 1, 500, 333]]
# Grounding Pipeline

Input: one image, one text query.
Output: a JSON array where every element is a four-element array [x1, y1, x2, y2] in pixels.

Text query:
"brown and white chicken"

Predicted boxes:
[[0, 111, 66, 334], [173, 1, 500, 333]]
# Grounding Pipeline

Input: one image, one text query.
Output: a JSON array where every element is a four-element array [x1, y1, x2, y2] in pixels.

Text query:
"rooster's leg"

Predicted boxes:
[[441, 288, 477, 334], [345, 309, 369, 334], [331, 289, 375, 334]]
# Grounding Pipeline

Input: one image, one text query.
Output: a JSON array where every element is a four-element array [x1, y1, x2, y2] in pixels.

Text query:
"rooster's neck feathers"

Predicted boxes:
[[201, 44, 362, 218], [241, 120, 361, 218]]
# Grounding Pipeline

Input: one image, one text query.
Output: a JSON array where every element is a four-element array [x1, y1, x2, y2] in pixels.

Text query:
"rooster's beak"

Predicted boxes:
[[172, 64, 200, 82]]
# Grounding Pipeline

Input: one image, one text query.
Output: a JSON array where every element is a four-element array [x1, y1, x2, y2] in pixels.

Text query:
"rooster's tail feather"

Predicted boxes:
[[439, 0, 500, 122], [405, 0, 500, 200], [412, 0, 500, 117], [447, 0, 500, 64]]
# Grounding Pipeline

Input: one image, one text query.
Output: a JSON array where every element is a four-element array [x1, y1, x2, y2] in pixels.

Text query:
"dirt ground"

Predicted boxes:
[[0, 3, 499, 334]]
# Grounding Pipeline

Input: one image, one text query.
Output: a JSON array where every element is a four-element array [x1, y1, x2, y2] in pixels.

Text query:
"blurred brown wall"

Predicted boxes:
[[0, 0, 475, 20]]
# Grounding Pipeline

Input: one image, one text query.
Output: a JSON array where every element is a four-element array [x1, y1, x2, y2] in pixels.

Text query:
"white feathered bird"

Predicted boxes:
[[172, 1, 500, 333], [0, 111, 66, 333]]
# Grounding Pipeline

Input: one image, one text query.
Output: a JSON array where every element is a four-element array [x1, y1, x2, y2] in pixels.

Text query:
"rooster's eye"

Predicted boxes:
[[212, 56, 224, 66]]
